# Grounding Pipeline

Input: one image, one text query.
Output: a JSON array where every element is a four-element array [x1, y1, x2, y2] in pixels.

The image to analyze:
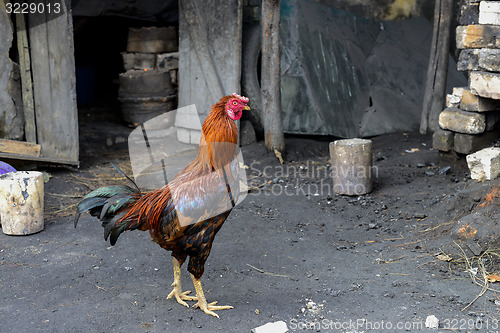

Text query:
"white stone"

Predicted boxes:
[[425, 315, 439, 329], [470, 71, 500, 100], [466, 147, 500, 181], [251, 321, 289, 333], [479, 1, 500, 25]]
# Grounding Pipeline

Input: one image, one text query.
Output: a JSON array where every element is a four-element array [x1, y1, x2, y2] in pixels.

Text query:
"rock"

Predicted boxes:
[[446, 87, 466, 108], [240, 120, 256, 146], [446, 94, 460, 108], [478, 49, 500, 72], [251, 321, 288, 333], [460, 3, 479, 25], [425, 315, 439, 329], [479, 1, 500, 25], [432, 129, 454, 152], [454, 131, 500, 154], [456, 25, 500, 49], [438, 107, 486, 134], [457, 49, 479, 71], [461, 88, 500, 112], [466, 147, 500, 180], [470, 71, 500, 100]]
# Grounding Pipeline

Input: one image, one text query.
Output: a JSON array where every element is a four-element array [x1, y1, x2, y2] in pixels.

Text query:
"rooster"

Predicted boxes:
[[75, 94, 250, 317]]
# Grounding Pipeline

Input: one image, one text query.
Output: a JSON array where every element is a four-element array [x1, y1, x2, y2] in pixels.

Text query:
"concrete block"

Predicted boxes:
[[447, 87, 467, 108], [433, 129, 454, 152], [456, 25, 500, 49], [479, 1, 500, 25], [446, 94, 460, 108], [478, 48, 500, 72], [470, 71, 500, 100], [461, 88, 500, 112], [457, 49, 479, 71], [460, 4, 479, 25], [438, 107, 486, 134], [454, 131, 500, 154], [466, 147, 500, 180]]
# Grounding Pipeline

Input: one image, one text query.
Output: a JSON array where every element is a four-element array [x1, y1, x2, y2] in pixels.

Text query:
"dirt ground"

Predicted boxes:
[[0, 108, 499, 332]]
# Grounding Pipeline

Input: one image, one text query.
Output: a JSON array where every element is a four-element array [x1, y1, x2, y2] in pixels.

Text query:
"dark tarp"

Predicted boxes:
[[280, 0, 467, 137]]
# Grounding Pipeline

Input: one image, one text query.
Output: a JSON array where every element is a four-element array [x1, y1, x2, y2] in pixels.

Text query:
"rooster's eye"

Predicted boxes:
[[233, 101, 238, 106]]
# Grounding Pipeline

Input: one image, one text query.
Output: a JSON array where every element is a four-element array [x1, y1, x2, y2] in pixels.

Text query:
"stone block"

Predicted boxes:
[[454, 131, 500, 154], [438, 107, 486, 134], [190, 129, 201, 145], [460, 4, 479, 25], [466, 147, 500, 180], [457, 49, 479, 71], [470, 71, 500, 99], [479, 1, 500, 25], [456, 25, 500, 49], [433, 129, 454, 152], [446, 94, 460, 108], [478, 48, 500, 72], [461, 88, 500, 112]]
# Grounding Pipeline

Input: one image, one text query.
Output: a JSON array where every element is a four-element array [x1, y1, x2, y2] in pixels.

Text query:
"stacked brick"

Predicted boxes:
[[433, 1, 500, 154]]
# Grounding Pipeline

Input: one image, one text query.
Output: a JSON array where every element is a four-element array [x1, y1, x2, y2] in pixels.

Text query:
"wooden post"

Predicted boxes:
[[261, 0, 285, 153], [15, 13, 36, 143], [420, 0, 453, 134]]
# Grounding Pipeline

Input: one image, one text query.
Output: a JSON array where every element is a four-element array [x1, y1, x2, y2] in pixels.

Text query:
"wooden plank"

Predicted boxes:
[[420, 0, 453, 134], [28, 0, 78, 163], [0, 152, 79, 166], [178, 0, 242, 124], [15, 12, 36, 143], [0, 138, 41, 157]]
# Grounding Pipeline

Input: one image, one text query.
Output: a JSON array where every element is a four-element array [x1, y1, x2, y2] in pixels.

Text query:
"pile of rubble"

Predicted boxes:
[[433, 1, 500, 155]]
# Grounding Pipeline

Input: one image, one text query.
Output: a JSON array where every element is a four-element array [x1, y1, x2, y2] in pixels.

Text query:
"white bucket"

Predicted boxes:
[[0, 171, 44, 235]]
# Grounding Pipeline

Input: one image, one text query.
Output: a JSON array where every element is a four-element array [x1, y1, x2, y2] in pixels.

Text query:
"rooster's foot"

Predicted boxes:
[[167, 286, 197, 308], [190, 274, 233, 318]]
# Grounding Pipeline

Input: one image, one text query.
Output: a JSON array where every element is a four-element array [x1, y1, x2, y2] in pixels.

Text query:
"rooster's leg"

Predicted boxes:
[[190, 274, 233, 318], [167, 258, 196, 307]]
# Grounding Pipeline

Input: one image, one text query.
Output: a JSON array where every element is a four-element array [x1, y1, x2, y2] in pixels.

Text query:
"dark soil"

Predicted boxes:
[[0, 110, 499, 332]]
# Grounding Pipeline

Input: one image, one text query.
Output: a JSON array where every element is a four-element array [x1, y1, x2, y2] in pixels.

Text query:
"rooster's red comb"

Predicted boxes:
[[232, 93, 249, 103]]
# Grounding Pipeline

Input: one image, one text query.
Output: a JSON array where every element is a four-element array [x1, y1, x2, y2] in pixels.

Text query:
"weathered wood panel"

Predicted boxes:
[[28, 0, 78, 164], [178, 0, 242, 128], [0, 138, 40, 157]]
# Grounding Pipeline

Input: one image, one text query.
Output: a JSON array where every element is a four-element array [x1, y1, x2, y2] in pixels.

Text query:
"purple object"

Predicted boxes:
[[0, 161, 16, 175]]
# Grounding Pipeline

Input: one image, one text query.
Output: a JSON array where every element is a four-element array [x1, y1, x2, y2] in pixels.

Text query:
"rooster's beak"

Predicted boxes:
[[244, 105, 250, 111]]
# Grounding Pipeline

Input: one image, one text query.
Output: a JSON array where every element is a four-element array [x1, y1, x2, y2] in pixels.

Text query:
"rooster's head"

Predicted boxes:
[[225, 93, 250, 121]]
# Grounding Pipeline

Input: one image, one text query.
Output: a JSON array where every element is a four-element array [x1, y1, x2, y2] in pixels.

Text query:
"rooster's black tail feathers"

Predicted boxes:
[[74, 185, 141, 245]]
